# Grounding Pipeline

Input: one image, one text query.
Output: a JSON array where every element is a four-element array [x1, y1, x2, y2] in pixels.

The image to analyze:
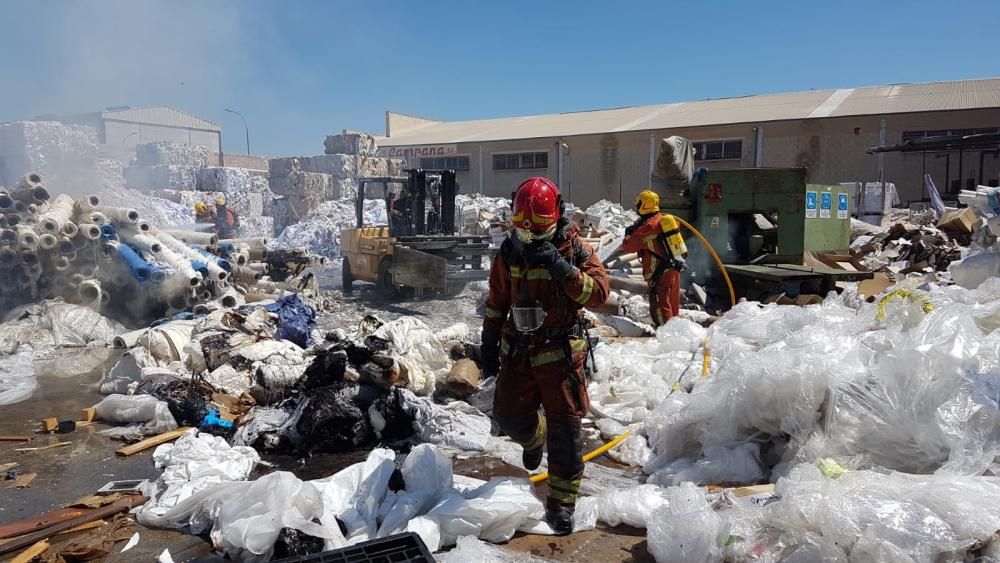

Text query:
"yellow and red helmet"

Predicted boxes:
[[512, 177, 561, 240]]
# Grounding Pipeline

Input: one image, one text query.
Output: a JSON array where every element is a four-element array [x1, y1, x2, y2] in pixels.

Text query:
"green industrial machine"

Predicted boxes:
[[661, 167, 870, 306]]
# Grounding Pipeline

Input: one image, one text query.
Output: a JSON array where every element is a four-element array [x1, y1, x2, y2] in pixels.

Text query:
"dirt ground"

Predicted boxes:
[[0, 263, 654, 562]]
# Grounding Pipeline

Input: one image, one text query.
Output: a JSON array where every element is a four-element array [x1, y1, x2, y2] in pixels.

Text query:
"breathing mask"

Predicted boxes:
[[511, 302, 547, 333]]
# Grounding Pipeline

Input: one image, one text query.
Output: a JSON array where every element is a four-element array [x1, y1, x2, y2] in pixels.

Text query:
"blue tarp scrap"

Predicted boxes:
[[264, 294, 317, 348]]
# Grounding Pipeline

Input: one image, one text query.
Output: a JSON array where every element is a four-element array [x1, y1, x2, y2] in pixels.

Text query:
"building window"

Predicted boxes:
[[693, 140, 742, 161], [419, 156, 470, 171], [902, 127, 999, 142], [492, 152, 549, 171]]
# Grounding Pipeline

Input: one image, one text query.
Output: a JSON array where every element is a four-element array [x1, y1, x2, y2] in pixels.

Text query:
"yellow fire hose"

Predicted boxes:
[[530, 429, 634, 484], [674, 216, 736, 308]]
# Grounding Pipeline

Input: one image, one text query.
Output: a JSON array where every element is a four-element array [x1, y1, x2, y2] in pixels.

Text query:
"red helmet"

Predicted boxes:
[[512, 177, 561, 238]]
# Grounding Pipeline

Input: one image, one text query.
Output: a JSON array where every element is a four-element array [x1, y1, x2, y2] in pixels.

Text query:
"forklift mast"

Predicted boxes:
[[409, 169, 457, 235], [354, 169, 458, 234]]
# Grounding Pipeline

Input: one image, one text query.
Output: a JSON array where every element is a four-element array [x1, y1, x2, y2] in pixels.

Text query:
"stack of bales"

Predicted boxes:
[[127, 142, 281, 238], [268, 133, 405, 225], [124, 142, 209, 190], [0, 172, 316, 324], [0, 121, 99, 188]]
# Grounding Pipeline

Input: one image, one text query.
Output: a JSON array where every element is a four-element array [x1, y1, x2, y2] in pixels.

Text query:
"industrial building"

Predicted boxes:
[[48, 105, 222, 153], [376, 77, 1000, 207]]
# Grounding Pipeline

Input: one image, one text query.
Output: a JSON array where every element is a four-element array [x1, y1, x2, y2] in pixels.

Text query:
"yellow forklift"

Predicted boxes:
[[341, 169, 490, 298]]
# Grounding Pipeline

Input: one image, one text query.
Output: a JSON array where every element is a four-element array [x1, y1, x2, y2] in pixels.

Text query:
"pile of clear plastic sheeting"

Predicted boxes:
[[141, 443, 599, 560], [587, 276, 1000, 483], [646, 464, 1000, 562]]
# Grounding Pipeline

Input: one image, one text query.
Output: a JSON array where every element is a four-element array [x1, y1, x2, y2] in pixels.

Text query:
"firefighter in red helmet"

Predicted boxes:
[[481, 177, 610, 534]]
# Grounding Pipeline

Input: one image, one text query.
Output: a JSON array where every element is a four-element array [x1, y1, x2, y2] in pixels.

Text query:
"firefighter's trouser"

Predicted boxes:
[[493, 337, 589, 508], [649, 269, 681, 327]]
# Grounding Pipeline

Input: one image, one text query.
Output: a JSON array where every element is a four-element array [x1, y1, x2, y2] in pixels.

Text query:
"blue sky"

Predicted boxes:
[[1, 0, 997, 156]]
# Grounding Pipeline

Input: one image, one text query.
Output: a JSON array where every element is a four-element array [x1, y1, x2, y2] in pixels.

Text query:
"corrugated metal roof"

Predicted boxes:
[[101, 106, 220, 130], [381, 78, 1000, 146]]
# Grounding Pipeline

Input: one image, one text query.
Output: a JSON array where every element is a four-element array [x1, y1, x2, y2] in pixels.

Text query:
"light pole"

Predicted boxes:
[[224, 108, 251, 155]]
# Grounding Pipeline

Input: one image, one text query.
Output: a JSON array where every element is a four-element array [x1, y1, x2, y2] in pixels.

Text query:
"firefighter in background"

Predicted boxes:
[[481, 177, 609, 534], [620, 189, 688, 326], [214, 197, 241, 239], [194, 202, 214, 224]]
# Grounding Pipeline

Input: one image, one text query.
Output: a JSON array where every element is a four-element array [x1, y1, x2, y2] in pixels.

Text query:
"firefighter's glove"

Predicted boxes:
[[525, 242, 574, 281], [624, 218, 643, 237], [672, 257, 687, 272], [480, 329, 501, 379]]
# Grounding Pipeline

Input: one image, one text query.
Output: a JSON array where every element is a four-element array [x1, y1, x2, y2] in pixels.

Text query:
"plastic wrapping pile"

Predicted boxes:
[[646, 465, 1000, 562], [138, 441, 601, 561], [581, 276, 1000, 560], [270, 197, 387, 258], [0, 300, 124, 405], [97, 307, 478, 456]]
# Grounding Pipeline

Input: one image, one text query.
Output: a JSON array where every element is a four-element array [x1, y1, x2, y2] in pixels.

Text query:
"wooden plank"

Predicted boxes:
[[6, 473, 36, 489], [730, 483, 776, 498], [115, 427, 192, 457], [0, 508, 92, 540], [14, 442, 71, 452], [0, 497, 145, 556], [0, 462, 19, 473], [40, 418, 58, 433], [10, 540, 48, 563], [80, 407, 96, 423], [56, 520, 106, 537], [0, 436, 31, 442]]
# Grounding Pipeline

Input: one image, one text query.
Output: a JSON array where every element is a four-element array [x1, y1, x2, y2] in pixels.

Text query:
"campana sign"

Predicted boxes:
[[380, 144, 458, 158]]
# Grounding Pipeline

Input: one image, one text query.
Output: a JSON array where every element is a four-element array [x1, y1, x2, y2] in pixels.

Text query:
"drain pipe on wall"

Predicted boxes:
[[753, 126, 765, 167], [478, 145, 484, 194]]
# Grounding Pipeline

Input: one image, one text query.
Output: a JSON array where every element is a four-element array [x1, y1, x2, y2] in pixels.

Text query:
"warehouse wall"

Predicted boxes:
[[394, 107, 1000, 208]]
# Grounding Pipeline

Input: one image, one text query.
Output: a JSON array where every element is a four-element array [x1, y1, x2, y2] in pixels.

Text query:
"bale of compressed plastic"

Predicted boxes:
[[324, 132, 378, 156], [196, 167, 269, 193]]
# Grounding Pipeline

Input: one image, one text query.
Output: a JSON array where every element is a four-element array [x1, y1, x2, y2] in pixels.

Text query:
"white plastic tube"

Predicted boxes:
[[16, 173, 42, 189], [77, 222, 102, 240], [57, 236, 75, 255], [79, 279, 102, 303], [122, 231, 162, 255], [89, 212, 108, 225], [52, 256, 71, 271], [13, 185, 48, 204], [113, 327, 149, 349], [38, 194, 74, 233], [95, 206, 139, 224], [73, 194, 101, 216], [220, 286, 241, 308], [38, 233, 58, 250], [157, 231, 227, 282], [0, 247, 16, 264], [1, 228, 18, 246], [155, 244, 202, 287], [16, 226, 38, 250], [0, 191, 12, 210], [61, 221, 78, 238], [161, 229, 218, 246]]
